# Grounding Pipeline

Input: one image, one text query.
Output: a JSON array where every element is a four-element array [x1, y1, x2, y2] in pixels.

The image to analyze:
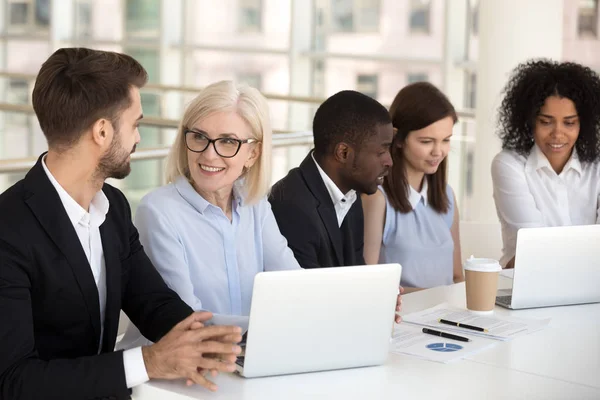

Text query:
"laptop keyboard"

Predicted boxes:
[[236, 356, 245, 367], [496, 295, 512, 307]]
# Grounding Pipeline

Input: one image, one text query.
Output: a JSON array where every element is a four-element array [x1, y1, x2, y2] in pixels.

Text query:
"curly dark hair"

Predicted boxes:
[[497, 59, 600, 163]]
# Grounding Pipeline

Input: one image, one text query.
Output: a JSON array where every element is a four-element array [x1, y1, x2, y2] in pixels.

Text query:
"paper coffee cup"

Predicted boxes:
[[463, 256, 501, 314]]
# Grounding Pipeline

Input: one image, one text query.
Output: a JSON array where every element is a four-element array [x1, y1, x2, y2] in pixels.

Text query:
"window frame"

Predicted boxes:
[[330, 0, 381, 34], [408, 0, 431, 35], [6, 0, 51, 34]]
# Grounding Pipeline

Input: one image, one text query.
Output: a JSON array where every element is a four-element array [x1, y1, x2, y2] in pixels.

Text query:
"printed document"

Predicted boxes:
[[391, 324, 498, 363], [402, 303, 550, 341]]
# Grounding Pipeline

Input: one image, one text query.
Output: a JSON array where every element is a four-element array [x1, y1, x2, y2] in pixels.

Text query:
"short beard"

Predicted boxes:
[[96, 132, 133, 181]]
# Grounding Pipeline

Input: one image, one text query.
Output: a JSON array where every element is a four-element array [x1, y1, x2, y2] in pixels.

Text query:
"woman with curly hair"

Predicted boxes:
[[362, 82, 464, 291], [492, 59, 600, 268]]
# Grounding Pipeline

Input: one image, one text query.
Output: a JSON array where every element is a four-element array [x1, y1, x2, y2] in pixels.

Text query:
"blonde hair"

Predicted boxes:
[[165, 80, 272, 205]]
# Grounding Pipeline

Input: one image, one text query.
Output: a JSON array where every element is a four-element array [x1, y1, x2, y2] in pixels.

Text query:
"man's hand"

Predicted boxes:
[[505, 257, 515, 269], [395, 286, 405, 323], [142, 312, 243, 391]]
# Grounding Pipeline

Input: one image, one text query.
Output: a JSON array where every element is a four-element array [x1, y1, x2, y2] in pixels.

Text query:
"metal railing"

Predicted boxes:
[[0, 71, 477, 119], [0, 101, 296, 132], [0, 71, 477, 174], [0, 131, 316, 174]]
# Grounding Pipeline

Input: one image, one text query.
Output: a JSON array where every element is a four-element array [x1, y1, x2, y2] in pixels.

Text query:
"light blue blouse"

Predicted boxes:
[[138, 176, 301, 314], [117, 176, 302, 348], [379, 182, 455, 289]]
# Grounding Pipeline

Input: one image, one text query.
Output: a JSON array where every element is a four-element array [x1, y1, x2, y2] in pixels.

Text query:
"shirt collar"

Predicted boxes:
[[42, 155, 109, 227], [562, 147, 582, 175], [408, 179, 428, 209], [526, 144, 582, 176], [174, 176, 244, 215], [311, 153, 356, 206]]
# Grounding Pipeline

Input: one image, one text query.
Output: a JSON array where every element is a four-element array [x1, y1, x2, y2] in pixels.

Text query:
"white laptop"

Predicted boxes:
[[235, 263, 402, 378], [496, 225, 600, 309]]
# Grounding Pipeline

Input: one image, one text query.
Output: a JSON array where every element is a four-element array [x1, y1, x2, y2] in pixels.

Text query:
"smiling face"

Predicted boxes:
[[186, 110, 260, 199], [401, 116, 453, 180], [344, 122, 394, 195], [533, 95, 580, 172]]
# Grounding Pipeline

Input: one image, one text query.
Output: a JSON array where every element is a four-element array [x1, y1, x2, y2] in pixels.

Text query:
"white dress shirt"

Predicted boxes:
[[491, 145, 600, 266], [42, 157, 149, 388], [311, 153, 357, 226]]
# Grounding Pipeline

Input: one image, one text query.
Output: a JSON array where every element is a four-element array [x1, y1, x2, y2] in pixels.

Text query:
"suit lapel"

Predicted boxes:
[[24, 154, 102, 345], [100, 216, 120, 353], [299, 153, 344, 265], [317, 204, 344, 265]]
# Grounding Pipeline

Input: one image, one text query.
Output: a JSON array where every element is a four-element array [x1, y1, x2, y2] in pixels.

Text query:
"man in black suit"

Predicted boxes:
[[269, 90, 394, 270], [0, 48, 242, 400]]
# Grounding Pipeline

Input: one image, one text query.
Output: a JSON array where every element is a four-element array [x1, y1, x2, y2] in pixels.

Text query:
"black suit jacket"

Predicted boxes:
[[269, 152, 365, 269], [0, 155, 193, 400]]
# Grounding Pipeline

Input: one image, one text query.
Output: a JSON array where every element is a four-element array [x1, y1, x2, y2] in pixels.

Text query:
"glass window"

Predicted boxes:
[[578, 0, 598, 37], [9, 2, 28, 25], [123, 49, 161, 151], [6, 79, 29, 103], [466, 72, 477, 109], [409, 0, 431, 34], [125, 48, 160, 84], [331, 0, 379, 33], [237, 72, 263, 90], [239, 0, 262, 33], [137, 93, 161, 149], [122, 159, 162, 214], [34, 0, 50, 26], [75, 1, 92, 39], [356, 74, 378, 99], [313, 7, 326, 51], [6, 79, 30, 125], [312, 59, 326, 97], [470, 0, 479, 36], [122, 49, 162, 194], [8, 0, 49, 28], [332, 0, 354, 32], [140, 92, 161, 118], [126, 0, 160, 39], [124, 93, 162, 203], [407, 72, 428, 84], [356, 0, 379, 31]]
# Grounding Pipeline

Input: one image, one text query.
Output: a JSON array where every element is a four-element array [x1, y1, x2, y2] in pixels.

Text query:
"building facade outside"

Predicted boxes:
[[0, 0, 597, 213]]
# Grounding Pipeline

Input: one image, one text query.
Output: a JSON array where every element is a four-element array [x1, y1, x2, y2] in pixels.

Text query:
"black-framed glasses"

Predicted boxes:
[[184, 129, 258, 158]]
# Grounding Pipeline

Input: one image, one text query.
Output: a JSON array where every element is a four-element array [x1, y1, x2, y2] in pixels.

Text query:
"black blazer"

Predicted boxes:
[[269, 152, 365, 269], [0, 154, 193, 400]]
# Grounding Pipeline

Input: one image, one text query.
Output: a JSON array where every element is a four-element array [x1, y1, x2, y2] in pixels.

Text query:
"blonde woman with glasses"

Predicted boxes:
[[119, 80, 300, 348]]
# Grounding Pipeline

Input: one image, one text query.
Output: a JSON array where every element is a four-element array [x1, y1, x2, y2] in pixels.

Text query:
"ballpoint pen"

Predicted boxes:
[[438, 318, 488, 332], [422, 327, 471, 342]]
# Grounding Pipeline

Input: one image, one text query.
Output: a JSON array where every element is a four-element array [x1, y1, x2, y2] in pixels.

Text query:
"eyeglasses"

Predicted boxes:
[[184, 129, 258, 158]]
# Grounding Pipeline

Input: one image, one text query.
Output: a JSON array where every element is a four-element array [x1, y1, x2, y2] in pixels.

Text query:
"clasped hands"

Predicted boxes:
[[395, 286, 404, 323], [142, 311, 243, 392], [142, 286, 404, 392]]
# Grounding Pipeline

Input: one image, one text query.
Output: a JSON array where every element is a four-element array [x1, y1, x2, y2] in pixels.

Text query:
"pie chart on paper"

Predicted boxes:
[[426, 343, 463, 352]]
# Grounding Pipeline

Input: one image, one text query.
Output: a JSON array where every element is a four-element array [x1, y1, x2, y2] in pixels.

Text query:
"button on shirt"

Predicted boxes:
[[311, 153, 357, 226], [491, 145, 600, 266], [41, 157, 148, 388]]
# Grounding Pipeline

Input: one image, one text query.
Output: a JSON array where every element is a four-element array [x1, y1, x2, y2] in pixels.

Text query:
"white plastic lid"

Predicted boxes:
[[463, 255, 502, 272]]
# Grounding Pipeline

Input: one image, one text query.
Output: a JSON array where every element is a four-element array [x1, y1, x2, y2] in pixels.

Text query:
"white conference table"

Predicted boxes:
[[133, 278, 600, 400]]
